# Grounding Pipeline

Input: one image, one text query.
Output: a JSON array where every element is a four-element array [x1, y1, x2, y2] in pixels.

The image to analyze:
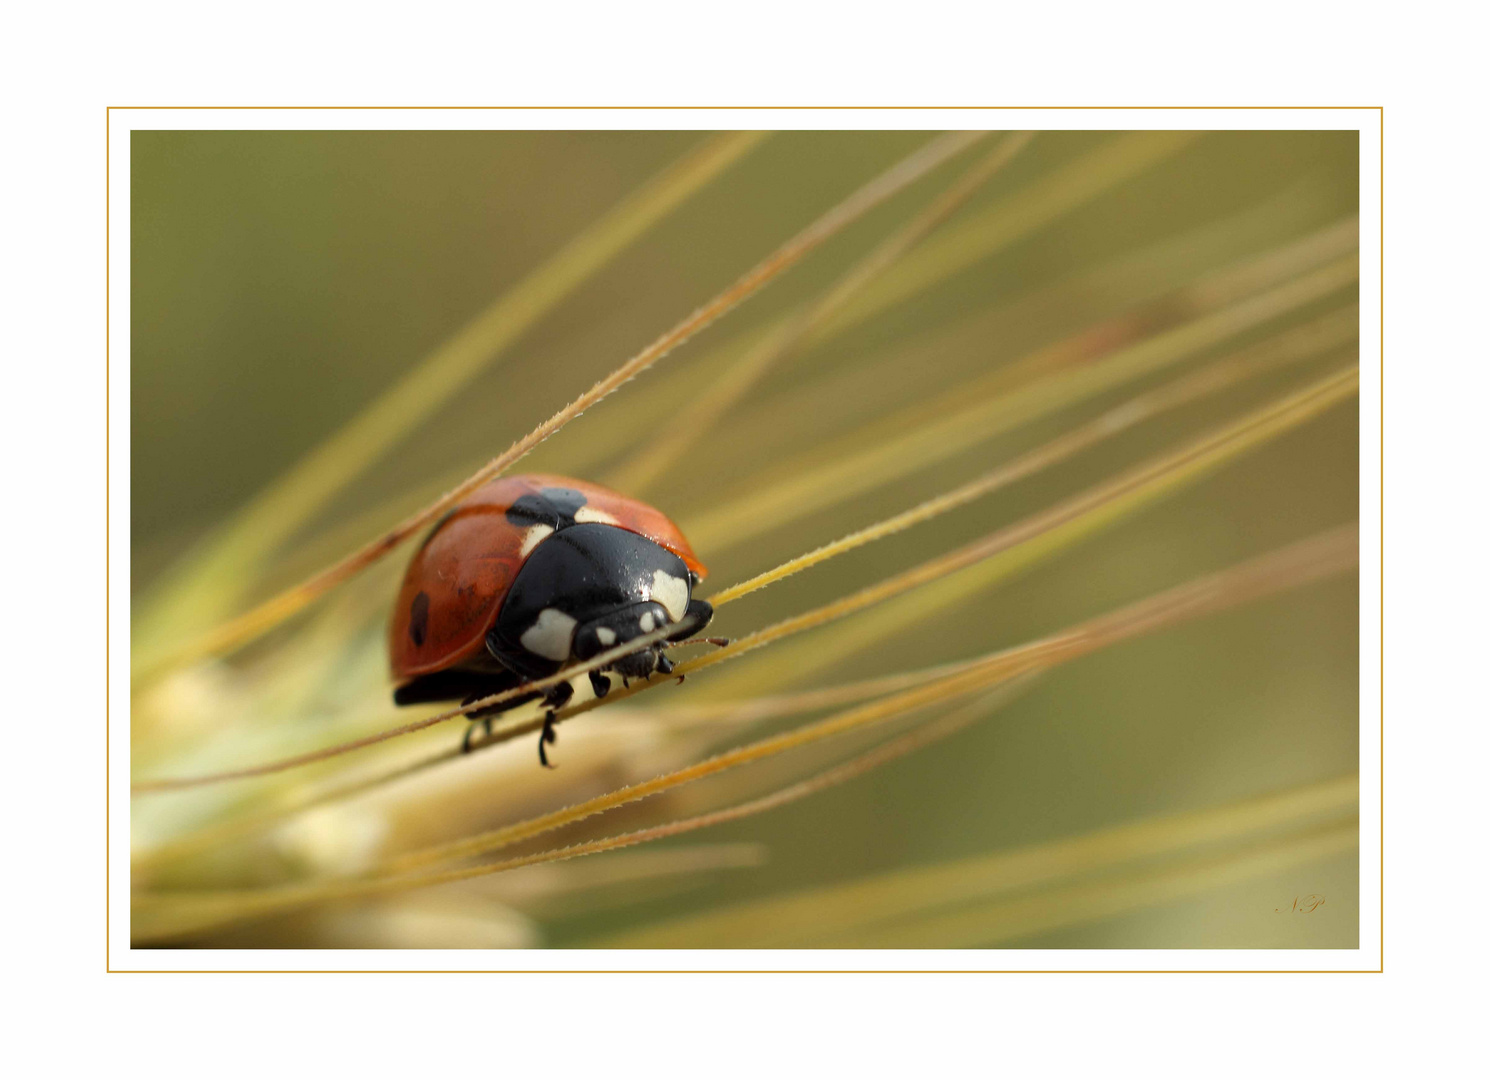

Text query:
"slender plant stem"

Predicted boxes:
[[129, 523, 1358, 943], [686, 251, 1358, 554], [132, 132, 768, 666], [129, 656, 992, 873], [592, 773, 1359, 947], [608, 132, 1032, 494], [710, 313, 1357, 605], [382, 522, 1360, 876], [139, 130, 987, 680], [131, 365, 1357, 794]]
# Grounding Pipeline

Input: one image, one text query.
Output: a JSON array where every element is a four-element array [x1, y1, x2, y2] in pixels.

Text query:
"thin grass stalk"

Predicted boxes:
[[601, 134, 1202, 464], [129, 525, 1357, 942], [688, 254, 1359, 553], [861, 216, 1357, 443], [130, 619, 690, 793], [137, 132, 1213, 685], [642, 658, 988, 729], [405, 522, 1357, 872], [387, 515, 1364, 875], [176, 197, 1353, 635], [130, 657, 992, 873], [592, 773, 1359, 947], [709, 321, 1357, 605], [768, 215, 1357, 484], [132, 132, 767, 661], [136, 130, 986, 682], [595, 203, 1353, 495], [607, 132, 1032, 495], [530, 151, 1330, 496], [131, 365, 1355, 797], [132, 743, 468, 874], [358, 679, 1039, 884], [481, 844, 773, 920], [376, 679, 1041, 879], [701, 367, 1359, 698], [819, 131, 1203, 337], [229, 280, 1352, 658], [474, 362, 1358, 744], [821, 820, 1359, 949]]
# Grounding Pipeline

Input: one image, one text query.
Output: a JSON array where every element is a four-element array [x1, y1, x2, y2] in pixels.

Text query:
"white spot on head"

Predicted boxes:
[[574, 506, 619, 525], [520, 608, 578, 661], [518, 524, 554, 557], [650, 569, 689, 622], [595, 626, 617, 647], [639, 611, 656, 633]]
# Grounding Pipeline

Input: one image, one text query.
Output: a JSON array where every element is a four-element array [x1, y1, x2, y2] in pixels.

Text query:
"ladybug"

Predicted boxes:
[[389, 474, 715, 764]]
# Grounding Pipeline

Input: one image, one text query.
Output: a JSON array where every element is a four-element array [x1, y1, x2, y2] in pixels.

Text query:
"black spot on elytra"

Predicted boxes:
[[409, 591, 430, 647], [417, 508, 459, 552], [506, 487, 589, 532]]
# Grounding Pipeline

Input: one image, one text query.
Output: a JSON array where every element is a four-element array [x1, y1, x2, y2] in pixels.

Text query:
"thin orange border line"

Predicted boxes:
[[108, 105, 1382, 971]]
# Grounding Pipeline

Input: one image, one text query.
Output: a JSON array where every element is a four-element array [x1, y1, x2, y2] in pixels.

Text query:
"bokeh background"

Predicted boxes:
[[131, 130, 1360, 949]]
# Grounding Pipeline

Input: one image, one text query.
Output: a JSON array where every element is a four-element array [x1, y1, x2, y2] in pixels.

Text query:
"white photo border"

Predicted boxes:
[[108, 106, 1382, 972]]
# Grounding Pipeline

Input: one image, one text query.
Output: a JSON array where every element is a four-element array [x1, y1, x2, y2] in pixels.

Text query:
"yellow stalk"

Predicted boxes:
[[383, 679, 1040, 876], [135, 131, 1208, 682], [709, 318, 1357, 606], [137, 130, 985, 681], [455, 521, 1354, 869], [129, 656, 988, 873], [699, 366, 1359, 696], [130, 618, 690, 793], [607, 131, 1033, 495], [594, 774, 1358, 947], [129, 524, 1357, 943], [132, 132, 767, 660], [819, 820, 1358, 949], [687, 253, 1358, 553], [673, 214, 1355, 527], [616, 132, 1203, 472], [883, 216, 1355, 433], [820, 131, 1204, 337], [130, 366, 1356, 796], [642, 658, 987, 729]]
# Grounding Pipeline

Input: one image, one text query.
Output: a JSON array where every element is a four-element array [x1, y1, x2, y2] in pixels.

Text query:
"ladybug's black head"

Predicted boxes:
[[572, 600, 674, 674], [488, 523, 712, 679]]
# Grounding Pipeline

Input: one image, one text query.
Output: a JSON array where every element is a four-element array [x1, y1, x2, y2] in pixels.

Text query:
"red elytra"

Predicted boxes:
[[388, 474, 707, 683]]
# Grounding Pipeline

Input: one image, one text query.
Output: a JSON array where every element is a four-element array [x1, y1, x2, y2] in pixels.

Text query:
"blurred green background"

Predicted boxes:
[[132, 130, 1359, 949]]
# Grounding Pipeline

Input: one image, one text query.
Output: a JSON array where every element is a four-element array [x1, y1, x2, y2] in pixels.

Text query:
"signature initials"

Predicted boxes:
[[1275, 894, 1325, 914]]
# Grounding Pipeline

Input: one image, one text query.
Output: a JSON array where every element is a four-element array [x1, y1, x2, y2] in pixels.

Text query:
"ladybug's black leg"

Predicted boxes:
[[461, 716, 493, 754], [456, 682, 540, 754], [655, 653, 675, 676], [538, 712, 557, 768], [588, 669, 611, 699], [536, 681, 574, 768]]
